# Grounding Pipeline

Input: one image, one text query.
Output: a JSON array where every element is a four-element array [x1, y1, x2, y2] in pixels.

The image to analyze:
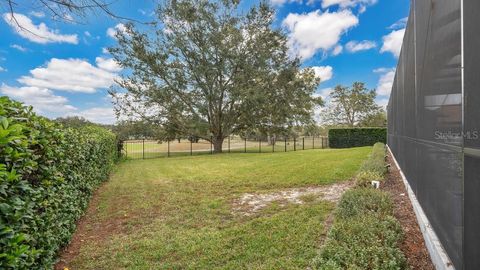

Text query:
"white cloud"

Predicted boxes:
[[321, 0, 377, 9], [271, 0, 301, 5], [84, 31, 91, 37], [18, 58, 118, 93], [376, 97, 389, 109], [389, 17, 408, 30], [311, 66, 333, 82], [314, 87, 333, 99], [373, 67, 390, 73], [107, 23, 127, 39], [70, 107, 116, 124], [345, 40, 376, 52], [2, 13, 78, 44], [381, 28, 405, 58], [102, 47, 109, 54], [29, 11, 45, 18], [313, 87, 334, 122], [332, 45, 343, 56], [95, 57, 122, 72], [375, 67, 396, 96], [10, 44, 27, 52], [0, 84, 77, 114], [0, 66, 6, 72], [63, 14, 74, 22], [283, 10, 358, 60], [1, 84, 117, 124]]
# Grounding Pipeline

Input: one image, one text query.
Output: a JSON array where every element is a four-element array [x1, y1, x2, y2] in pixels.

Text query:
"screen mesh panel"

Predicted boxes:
[[387, 0, 465, 268]]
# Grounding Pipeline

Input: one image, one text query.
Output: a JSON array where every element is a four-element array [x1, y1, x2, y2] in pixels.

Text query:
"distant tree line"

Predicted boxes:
[[321, 82, 387, 128]]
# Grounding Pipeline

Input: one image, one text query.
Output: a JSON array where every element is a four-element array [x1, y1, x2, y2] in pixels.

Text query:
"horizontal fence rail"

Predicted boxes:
[[120, 136, 328, 159]]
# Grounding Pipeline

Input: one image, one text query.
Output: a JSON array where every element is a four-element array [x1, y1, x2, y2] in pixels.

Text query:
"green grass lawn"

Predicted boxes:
[[64, 147, 371, 269]]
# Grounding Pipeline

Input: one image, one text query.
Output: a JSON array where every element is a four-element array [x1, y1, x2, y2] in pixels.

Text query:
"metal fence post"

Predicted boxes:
[[244, 137, 247, 153], [228, 136, 231, 153], [313, 136, 315, 149], [167, 140, 170, 157], [294, 137, 296, 151], [321, 137, 324, 149], [273, 139, 275, 152], [190, 138, 193, 156], [259, 138, 261, 153], [284, 138, 287, 152], [142, 139, 145, 159], [302, 138, 305, 150]]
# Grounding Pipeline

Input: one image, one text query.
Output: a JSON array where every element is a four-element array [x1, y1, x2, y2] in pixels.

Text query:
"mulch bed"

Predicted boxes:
[[382, 153, 435, 270]]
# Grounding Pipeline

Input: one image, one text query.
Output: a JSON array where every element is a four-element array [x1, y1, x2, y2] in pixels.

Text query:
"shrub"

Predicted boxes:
[[336, 188, 393, 220], [356, 171, 384, 187], [329, 128, 386, 148], [359, 142, 387, 175], [0, 97, 118, 269], [313, 215, 406, 270], [313, 142, 407, 270]]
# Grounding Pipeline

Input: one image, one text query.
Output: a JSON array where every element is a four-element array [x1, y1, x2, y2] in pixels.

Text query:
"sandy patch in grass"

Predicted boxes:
[[233, 181, 353, 216]]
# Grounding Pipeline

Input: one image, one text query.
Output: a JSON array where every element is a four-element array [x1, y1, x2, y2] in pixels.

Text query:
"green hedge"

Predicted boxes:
[[328, 128, 387, 148], [359, 142, 388, 175], [0, 97, 118, 269], [313, 142, 407, 269]]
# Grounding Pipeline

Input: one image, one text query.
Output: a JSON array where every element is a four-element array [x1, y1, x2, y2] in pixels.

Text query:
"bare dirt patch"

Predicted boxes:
[[383, 153, 435, 270], [232, 181, 353, 216], [54, 182, 142, 270]]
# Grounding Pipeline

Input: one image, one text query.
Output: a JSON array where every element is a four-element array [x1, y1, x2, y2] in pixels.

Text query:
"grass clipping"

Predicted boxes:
[[313, 143, 408, 270]]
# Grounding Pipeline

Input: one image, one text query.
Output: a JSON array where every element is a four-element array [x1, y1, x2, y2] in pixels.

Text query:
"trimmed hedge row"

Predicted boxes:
[[313, 143, 407, 269], [328, 128, 387, 148], [0, 97, 118, 269], [356, 142, 388, 187]]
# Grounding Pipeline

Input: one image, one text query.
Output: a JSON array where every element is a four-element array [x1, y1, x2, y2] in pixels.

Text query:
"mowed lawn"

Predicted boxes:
[[64, 147, 371, 269]]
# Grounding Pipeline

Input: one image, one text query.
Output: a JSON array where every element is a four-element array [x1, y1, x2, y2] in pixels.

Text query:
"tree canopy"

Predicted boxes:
[[359, 110, 387, 127], [110, 0, 322, 152], [321, 82, 381, 127]]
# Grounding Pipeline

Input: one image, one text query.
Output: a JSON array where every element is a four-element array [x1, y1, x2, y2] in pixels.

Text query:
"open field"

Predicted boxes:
[[58, 147, 371, 269], [123, 136, 328, 159]]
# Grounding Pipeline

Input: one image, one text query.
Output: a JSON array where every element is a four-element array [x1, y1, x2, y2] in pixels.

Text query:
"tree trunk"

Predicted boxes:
[[213, 136, 224, 153]]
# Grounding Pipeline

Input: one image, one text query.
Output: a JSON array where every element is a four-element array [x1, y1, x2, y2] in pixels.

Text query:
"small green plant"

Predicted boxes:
[[356, 170, 384, 187], [313, 215, 406, 270], [336, 188, 393, 220], [360, 142, 387, 175], [300, 193, 318, 203]]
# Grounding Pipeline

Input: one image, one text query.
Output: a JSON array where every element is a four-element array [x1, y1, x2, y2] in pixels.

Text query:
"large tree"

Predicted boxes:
[[321, 82, 381, 127], [110, 0, 322, 153], [359, 110, 387, 127]]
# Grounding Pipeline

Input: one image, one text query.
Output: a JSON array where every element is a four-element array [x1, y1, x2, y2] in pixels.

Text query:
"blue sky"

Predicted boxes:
[[0, 0, 409, 124]]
